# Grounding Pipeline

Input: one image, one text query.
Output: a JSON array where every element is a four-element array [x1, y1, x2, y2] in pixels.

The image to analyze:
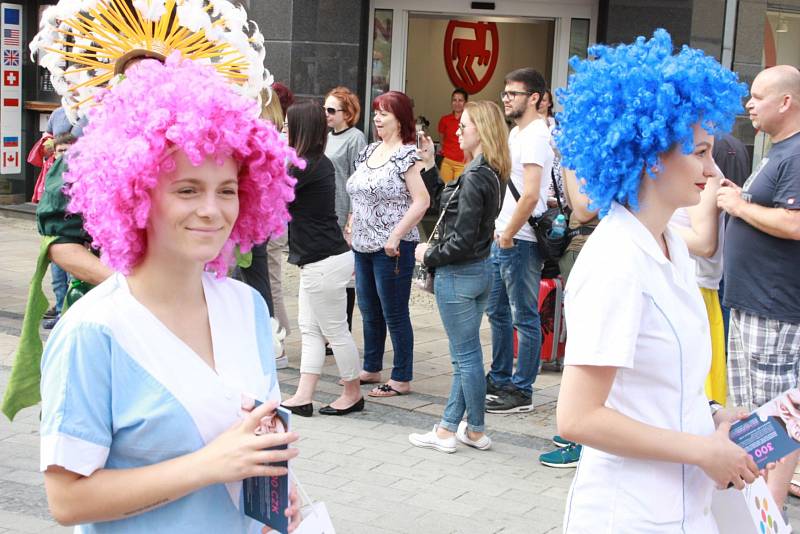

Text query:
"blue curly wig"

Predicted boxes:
[[555, 29, 747, 215]]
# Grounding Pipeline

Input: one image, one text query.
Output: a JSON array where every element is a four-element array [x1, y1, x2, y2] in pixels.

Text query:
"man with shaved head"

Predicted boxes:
[[719, 65, 800, 506]]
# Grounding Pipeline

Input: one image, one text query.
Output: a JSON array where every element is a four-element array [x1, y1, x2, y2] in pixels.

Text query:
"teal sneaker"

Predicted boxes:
[[552, 435, 573, 448], [539, 443, 582, 468]]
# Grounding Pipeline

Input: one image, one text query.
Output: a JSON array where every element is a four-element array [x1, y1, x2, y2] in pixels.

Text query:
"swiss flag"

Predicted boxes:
[[3, 70, 18, 86]]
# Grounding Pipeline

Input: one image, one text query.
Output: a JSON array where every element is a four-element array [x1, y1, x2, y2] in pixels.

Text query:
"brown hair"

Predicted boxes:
[[326, 86, 361, 127], [287, 100, 327, 161]]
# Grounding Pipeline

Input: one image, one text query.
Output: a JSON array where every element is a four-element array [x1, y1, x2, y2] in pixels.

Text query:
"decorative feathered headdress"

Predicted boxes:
[[30, 0, 271, 122]]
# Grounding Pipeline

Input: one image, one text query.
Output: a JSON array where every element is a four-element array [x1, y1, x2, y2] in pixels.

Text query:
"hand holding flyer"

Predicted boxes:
[[242, 397, 292, 533], [729, 387, 800, 469]]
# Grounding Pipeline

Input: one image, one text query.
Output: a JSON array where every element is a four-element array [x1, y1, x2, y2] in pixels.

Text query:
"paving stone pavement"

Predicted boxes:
[[1, 213, 799, 533]]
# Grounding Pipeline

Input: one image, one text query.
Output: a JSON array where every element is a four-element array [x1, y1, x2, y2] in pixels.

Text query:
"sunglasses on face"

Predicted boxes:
[[324, 107, 343, 115]]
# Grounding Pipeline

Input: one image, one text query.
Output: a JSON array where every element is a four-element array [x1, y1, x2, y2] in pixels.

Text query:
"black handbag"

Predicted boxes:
[[506, 168, 569, 261], [414, 183, 461, 294]]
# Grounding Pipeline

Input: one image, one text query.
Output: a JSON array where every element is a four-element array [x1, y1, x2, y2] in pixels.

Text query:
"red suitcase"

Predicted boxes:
[[513, 276, 566, 371]]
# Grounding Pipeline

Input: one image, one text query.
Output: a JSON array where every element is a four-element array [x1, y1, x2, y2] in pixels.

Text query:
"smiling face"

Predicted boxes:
[[651, 124, 716, 209], [324, 95, 347, 131], [451, 92, 466, 115], [373, 106, 399, 141], [145, 150, 239, 269]]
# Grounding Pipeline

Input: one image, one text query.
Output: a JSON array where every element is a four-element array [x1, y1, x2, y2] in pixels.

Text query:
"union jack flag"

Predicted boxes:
[[3, 28, 19, 46], [2, 49, 18, 67]]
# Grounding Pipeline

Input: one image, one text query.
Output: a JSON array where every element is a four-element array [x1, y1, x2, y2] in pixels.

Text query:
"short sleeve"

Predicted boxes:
[[564, 271, 643, 369], [392, 144, 420, 179], [40, 323, 112, 476], [774, 155, 800, 209], [251, 288, 280, 403], [519, 127, 550, 168]]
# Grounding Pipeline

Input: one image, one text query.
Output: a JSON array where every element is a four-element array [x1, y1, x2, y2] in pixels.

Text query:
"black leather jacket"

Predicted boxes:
[[421, 155, 504, 268]]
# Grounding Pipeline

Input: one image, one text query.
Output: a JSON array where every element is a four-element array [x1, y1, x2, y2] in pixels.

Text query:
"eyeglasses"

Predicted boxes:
[[500, 90, 533, 101], [324, 107, 343, 115], [457, 123, 475, 132]]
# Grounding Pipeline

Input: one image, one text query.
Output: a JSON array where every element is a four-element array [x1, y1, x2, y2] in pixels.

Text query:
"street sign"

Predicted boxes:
[[0, 3, 22, 175]]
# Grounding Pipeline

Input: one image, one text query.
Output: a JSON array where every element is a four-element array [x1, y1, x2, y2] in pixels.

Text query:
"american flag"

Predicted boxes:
[[3, 28, 19, 46], [2, 49, 18, 66]]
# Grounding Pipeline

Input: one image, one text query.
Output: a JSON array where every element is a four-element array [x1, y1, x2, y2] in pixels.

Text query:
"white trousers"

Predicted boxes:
[[298, 251, 360, 380]]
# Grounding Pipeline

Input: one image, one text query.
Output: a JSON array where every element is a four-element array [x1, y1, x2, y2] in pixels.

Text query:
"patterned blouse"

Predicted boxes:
[[346, 142, 420, 253]]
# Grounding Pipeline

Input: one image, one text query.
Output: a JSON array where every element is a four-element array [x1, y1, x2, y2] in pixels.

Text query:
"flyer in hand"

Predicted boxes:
[[729, 388, 800, 469], [244, 404, 291, 533]]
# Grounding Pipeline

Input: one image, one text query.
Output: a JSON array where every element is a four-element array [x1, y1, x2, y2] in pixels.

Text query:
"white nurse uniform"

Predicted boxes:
[[562, 203, 717, 533]]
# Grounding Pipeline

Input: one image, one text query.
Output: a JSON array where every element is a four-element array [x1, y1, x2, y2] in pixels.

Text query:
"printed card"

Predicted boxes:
[[730, 388, 800, 469], [243, 403, 291, 533]]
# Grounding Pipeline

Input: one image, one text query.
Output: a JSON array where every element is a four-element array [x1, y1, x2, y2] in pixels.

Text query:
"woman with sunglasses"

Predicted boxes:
[[324, 87, 366, 333], [346, 90, 429, 398], [408, 101, 509, 453]]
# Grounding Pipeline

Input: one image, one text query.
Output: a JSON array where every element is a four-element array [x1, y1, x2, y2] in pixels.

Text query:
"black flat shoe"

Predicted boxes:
[[281, 402, 313, 418], [318, 397, 365, 416]]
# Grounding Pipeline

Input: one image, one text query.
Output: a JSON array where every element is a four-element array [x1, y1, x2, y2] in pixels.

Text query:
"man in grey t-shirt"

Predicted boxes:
[[718, 65, 800, 508]]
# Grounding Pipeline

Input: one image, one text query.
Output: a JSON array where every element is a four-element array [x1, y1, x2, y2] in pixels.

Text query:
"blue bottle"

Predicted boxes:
[[548, 214, 567, 240]]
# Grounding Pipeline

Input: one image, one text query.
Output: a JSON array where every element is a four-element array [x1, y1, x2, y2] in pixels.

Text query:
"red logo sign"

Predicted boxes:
[[443, 21, 499, 94]]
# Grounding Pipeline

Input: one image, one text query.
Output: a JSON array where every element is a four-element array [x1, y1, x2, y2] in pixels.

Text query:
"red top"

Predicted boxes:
[[437, 113, 464, 163]]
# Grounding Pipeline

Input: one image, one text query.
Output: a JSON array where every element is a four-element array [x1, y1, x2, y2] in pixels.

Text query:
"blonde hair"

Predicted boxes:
[[260, 88, 284, 128], [465, 101, 511, 181]]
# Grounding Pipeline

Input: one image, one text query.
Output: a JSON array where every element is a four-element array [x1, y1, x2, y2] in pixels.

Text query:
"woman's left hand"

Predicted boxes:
[[415, 243, 429, 262], [384, 234, 401, 257], [416, 134, 436, 169], [286, 483, 302, 532]]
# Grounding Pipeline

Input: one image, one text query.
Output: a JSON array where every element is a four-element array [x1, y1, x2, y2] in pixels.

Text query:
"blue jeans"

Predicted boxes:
[[435, 259, 492, 433], [486, 239, 543, 396], [354, 240, 416, 382], [50, 262, 69, 313]]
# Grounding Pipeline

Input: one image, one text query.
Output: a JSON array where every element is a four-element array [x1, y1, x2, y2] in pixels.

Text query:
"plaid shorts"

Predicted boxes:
[[728, 309, 800, 410]]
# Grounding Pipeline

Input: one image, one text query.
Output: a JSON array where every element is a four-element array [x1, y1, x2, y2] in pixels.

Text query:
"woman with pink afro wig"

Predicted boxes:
[[65, 52, 299, 276], [37, 54, 307, 532]]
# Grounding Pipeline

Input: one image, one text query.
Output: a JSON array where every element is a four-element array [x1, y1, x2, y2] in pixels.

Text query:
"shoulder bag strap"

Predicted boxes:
[[506, 180, 538, 230], [426, 184, 460, 245]]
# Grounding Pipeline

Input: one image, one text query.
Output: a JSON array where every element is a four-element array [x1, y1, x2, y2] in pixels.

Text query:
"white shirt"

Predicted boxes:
[[669, 208, 725, 290], [495, 119, 554, 241], [563, 203, 717, 533]]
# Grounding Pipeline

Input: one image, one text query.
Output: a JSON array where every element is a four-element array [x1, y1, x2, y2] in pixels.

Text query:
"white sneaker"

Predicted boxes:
[[275, 351, 288, 369], [408, 425, 457, 453], [455, 421, 492, 450]]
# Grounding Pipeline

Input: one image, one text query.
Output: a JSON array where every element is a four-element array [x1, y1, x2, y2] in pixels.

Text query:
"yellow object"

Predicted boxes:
[[439, 157, 465, 183], [701, 287, 727, 405], [31, 0, 269, 122]]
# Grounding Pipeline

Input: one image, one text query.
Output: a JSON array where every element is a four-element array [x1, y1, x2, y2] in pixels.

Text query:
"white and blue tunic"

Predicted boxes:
[[40, 272, 280, 533]]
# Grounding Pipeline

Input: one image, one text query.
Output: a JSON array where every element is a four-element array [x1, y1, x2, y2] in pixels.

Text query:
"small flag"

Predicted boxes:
[[2, 70, 18, 86], [2, 49, 18, 66], [3, 137, 18, 148], [3, 28, 19, 46], [3, 8, 19, 26], [2, 97, 18, 107]]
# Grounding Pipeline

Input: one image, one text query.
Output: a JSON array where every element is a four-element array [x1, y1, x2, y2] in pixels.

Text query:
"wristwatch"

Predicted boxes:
[[709, 400, 724, 417]]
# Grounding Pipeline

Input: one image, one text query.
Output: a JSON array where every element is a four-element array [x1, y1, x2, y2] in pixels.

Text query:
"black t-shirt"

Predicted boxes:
[[723, 131, 800, 323], [287, 155, 349, 266]]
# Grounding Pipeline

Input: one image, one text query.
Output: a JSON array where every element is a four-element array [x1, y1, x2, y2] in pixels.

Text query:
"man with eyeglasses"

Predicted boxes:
[[485, 67, 554, 414]]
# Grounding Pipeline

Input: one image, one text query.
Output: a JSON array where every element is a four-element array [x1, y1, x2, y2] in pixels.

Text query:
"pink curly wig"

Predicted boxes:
[[64, 53, 301, 276]]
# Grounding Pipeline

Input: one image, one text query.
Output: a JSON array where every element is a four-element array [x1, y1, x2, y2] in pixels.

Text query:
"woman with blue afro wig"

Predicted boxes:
[[555, 30, 760, 532]]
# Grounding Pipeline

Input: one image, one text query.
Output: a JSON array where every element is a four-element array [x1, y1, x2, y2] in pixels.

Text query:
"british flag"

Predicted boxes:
[[2, 49, 18, 67]]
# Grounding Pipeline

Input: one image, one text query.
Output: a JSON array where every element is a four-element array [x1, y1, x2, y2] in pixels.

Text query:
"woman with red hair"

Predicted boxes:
[[346, 91, 429, 397]]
